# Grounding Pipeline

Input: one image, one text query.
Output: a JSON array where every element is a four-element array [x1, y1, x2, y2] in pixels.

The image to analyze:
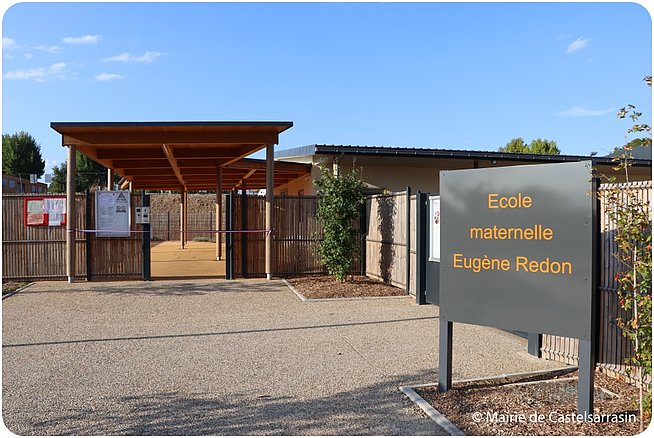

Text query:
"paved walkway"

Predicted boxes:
[[2, 280, 563, 435]]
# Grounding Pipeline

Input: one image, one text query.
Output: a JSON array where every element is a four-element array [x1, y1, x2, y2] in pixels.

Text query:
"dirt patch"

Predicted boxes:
[[286, 275, 408, 299], [414, 370, 648, 435], [2, 281, 29, 295]]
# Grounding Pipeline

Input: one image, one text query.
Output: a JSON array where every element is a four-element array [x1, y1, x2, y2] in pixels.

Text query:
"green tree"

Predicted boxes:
[[48, 152, 109, 193], [499, 137, 560, 155], [314, 165, 366, 282], [528, 138, 560, 155], [499, 137, 528, 153], [2, 131, 46, 179]]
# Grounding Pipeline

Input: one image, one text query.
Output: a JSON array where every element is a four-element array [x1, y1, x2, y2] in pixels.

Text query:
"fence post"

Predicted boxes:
[[167, 211, 170, 241], [405, 186, 411, 292], [242, 185, 248, 278], [415, 192, 427, 305], [85, 189, 92, 281]]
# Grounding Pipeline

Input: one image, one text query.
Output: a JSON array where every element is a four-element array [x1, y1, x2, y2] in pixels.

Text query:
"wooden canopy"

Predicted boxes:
[[50, 121, 307, 191]]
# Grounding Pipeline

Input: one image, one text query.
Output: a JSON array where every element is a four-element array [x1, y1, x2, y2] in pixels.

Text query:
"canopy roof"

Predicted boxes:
[[50, 121, 308, 191]]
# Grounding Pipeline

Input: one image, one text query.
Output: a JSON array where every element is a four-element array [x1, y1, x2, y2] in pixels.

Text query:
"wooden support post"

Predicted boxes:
[[216, 168, 222, 260], [241, 179, 248, 277], [265, 143, 274, 280], [107, 168, 113, 190], [66, 145, 77, 283], [184, 189, 189, 244], [180, 189, 185, 249]]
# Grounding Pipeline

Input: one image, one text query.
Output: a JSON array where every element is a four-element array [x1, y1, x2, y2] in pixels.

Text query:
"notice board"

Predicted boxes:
[[429, 195, 441, 262], [95, 190, 131, 237], [24, 196, 66, 226], [439, 161, 594, 340]]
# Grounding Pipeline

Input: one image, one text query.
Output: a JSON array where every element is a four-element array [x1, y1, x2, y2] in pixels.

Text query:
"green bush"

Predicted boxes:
[[314, 164, 366, 282]]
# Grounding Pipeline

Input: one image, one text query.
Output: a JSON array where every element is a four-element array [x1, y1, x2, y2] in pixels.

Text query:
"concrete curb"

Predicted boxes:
[[282, 279, 307, 301], [400, 366, 579, 436], [282, 278, 411, 302], [399, 385, 465, 436], [2, 282, 35, 300]]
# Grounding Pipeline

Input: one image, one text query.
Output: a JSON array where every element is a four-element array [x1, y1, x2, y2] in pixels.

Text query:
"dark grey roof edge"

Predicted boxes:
[[303, 144, 651, 167], [50, 121, 293, 130]]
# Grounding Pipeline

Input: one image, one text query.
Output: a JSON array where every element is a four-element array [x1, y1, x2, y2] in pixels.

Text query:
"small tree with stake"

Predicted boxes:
[[314, 163, 366, 282]]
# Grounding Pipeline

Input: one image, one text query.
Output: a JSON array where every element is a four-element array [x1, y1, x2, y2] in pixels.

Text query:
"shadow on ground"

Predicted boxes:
[[14, 280, 287, 297], [8, 369, 442, 436]]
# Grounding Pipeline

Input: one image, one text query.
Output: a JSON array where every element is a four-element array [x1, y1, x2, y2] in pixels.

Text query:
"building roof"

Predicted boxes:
[[50, 121, 307, 191], [275, 144, 652, 167]]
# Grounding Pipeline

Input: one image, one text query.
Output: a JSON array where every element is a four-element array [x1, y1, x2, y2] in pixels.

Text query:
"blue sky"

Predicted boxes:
[[2, 2, 652, 178]]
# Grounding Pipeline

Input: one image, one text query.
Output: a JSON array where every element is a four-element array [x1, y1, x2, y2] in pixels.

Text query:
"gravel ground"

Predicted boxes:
[[416, 370, 647, 435], [3, 279, 563, 435], [287, 275, 408, 299]]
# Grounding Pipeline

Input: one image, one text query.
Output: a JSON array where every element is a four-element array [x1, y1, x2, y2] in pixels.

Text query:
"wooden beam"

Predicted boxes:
[[161, 144, 186, 189], [234, 169, 257, 189], [111, 159, 170, 169], [62, 131, 279, 146], [121, 168, 177, 177], [173, 147, 247, 158], [220, 145, 267, 167], [96, 148, 167, 159]]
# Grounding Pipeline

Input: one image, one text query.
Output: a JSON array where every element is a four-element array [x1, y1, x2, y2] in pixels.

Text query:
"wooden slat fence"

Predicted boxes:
[[541, 180, 652, 384], [231, 194, 362, 278], [365, 192, 410, 289], [2, 192, 143, 281]]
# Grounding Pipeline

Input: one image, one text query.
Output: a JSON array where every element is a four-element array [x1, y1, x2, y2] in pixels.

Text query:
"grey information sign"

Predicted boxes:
[[439, 161, 594, 340]]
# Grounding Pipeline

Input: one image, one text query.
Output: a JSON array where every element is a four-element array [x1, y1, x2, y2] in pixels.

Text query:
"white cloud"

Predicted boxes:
[[566, 38, 589, 54], [103, 51, 162, 63], [557, 106, 612, 117], [35, 45, 62, 54], [3, 62, 67, 81], [95, 72, 125, 81], [3, 37, 17, 49], [63, 34, 100, 45]]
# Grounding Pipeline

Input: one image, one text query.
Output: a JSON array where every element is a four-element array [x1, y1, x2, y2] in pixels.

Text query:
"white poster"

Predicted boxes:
[[429, 195, 441, 262], [95, 190, 131, 237], [44, 198, 65, 226]]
